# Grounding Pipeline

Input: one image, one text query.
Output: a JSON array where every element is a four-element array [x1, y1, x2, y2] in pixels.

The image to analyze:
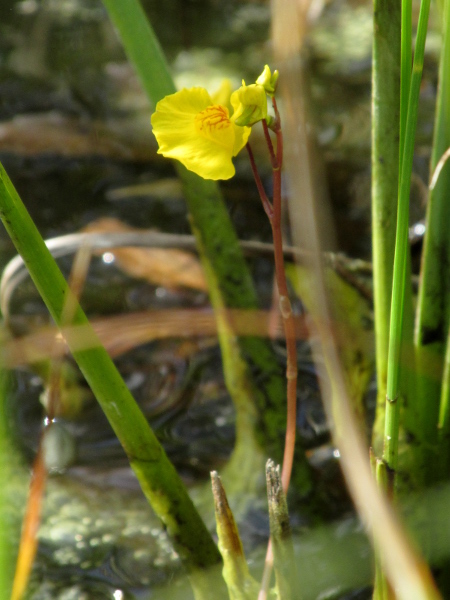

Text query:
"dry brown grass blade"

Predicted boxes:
[[3, 308, 310, 368], [271, 0, 441, 598]]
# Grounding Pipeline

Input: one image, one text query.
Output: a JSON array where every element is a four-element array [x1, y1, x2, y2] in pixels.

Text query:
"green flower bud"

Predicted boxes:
[[230, 81, 268, 127], [256, 65, 279, 96]]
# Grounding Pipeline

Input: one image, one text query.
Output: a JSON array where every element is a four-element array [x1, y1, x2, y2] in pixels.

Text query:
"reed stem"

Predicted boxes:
[[371, 0, 401, 451], [384, 0, 431, 474]]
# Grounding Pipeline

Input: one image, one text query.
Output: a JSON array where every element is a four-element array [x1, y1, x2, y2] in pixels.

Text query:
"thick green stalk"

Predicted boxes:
[[372, 0, 417, 472], [101, 0, 312, 493], [416, 0, 450, 480], [383, 0, 431, 473], [0, 163, 226, 596], [371, 0, 401, 452]]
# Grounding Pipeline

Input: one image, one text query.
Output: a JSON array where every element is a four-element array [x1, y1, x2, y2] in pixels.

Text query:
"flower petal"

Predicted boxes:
[[211, 80, 233, 114], [232, 122, 251, 156], [177, 135, 237, 180], [155, 87, 213, 117], [151, 86, 249, 180]]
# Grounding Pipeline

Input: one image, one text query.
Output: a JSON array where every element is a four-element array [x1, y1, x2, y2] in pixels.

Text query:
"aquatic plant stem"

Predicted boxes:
[[396, 0, 419, 462], [371, 0, 401, 452], [247, 99, 298, 600], [384, 0, 431, 474], [247, 105, 297, 494]]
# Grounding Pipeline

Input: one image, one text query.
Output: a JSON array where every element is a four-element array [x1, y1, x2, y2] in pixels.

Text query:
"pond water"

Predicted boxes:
[[0, 0, 440, 599]]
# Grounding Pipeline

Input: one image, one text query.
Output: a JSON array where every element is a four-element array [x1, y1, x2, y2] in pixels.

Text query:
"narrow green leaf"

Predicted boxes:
[[384, 0, 431, 473], [0, 162, 226, 592]]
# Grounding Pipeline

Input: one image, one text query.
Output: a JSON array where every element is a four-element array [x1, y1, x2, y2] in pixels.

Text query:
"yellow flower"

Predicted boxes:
[[230, 81, 268, 127], [151, 87, 251, 180]]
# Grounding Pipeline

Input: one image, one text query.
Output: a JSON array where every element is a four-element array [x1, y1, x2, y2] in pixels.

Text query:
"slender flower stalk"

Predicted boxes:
[[247, 98, 296, 494], [150, 66, 300, 597], [247, 94, 299, 600]]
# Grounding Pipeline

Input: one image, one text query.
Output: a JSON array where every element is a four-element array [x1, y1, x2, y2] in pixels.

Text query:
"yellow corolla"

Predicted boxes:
[[151, 87, 251, 181]]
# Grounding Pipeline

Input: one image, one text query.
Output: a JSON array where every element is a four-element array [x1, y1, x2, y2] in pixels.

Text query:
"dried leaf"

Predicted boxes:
[[83, 218, 208, 291]]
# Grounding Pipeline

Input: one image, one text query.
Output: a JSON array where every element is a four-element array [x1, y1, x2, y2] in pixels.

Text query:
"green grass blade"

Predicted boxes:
[[384, 0, 431, 473], [400, 0, 412, 167], [0, 162, 227, 595]]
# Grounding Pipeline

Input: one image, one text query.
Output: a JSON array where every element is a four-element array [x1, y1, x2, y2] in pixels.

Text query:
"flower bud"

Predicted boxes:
[[256, 65, 279, 96], [230, 81, 268, 127]]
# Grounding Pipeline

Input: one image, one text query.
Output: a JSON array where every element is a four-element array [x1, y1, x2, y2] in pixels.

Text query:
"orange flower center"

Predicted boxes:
[[195, 105, 231, 133]]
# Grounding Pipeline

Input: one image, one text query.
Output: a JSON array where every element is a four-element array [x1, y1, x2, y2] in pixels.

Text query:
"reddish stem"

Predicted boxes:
[[273, 122, 296, 493], [246, 143, 273, 220], [251, 110, 298, 599], [262, 120, 277, 169], [259, 113, 296, 493], [270, 180, 297, 493]]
